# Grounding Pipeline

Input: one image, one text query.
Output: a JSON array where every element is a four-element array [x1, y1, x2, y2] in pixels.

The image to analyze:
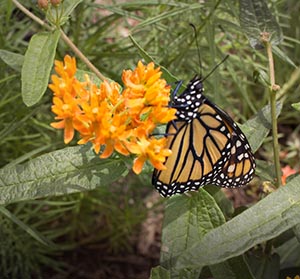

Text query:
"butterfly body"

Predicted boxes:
[[152, 76, 255, 197]]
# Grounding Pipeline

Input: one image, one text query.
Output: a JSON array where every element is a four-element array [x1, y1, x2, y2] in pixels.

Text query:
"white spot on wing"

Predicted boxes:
[[227, 164, 235, 172]]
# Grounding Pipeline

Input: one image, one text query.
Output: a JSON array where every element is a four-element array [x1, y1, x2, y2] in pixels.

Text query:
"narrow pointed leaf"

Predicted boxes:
[[0, 145, 128, 205], [176, 175, 300, 269], [62, 0, 83, 18], [129, 35, 178, 84], [272, 45, 297, 68], [292, 102, 300, 111], [0, 206, 52, 246], [239, 0, 283, 49], [21, 30, 60, 106], [0, 49, 24, 72]]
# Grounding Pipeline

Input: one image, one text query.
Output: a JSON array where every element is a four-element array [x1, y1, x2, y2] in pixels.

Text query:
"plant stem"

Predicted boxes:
[[262, 33, 281, 187], [59, 30, 106, 81], [12, 0, 52, 30], [12, 0, 106, 81], [270, 87, 281, 187], [277, 67, 300, 100]]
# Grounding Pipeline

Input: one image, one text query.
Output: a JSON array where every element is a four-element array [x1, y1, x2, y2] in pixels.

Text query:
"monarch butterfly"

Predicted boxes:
[[152, 76, 255, 197]]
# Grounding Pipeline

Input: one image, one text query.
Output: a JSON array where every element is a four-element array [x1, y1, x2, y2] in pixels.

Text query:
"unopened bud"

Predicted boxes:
[[50, 0, 62, 6], [38, 0, 49, 10]]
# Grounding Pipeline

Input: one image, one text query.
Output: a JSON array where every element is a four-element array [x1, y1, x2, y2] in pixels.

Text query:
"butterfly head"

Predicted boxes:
[[173, 76, 205, 121]]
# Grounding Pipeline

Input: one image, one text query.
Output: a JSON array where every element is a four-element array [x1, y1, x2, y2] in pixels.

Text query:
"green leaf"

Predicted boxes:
[[62, 0, 83, 18], [0, 145, 128, 205], [239, 0, 283, 49], [21, 30, 60, 106], [293, 224, 300, 243], [161, 189, 225, 277], [204, 186, 234, 218], [150, 266, 171, 279], [47, 0, 83, 25], [210, 255, 255, 279], [129, 35, 178, 84], [246, 253, 280, 279], [0, 206, 52, 246], [253, 68, 270, 86], [133, 3, 202, 30], [272, 228, 295, 248], [255, 159, 276, 182], [76, 69, 102, 85], [272, 45, 297, 68], [0, 49, 24, 72], [275, 237, 300, 267], [292, 102, 300, 111], [176, 175, 300, 269], [241, 101, 283, 152]]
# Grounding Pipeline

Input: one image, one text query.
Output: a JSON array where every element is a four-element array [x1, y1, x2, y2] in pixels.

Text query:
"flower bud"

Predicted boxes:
[[38, 0, 49, 10], [50, 0, 62, 6]]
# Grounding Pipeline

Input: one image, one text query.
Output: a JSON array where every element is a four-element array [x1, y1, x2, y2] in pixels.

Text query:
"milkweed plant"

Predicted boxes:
[[1, 0, 300, 278]]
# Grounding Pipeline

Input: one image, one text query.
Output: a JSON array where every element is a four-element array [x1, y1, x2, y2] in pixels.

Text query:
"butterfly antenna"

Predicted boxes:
[[189, 23, 202, 77], [202, 54, 229, 82]]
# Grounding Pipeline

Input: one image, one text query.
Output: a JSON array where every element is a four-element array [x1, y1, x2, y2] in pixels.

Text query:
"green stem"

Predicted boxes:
[[277, 67, 300, 100], [270, 88, 281, 187], [12, 0, 106, 81], [262, 33, 281, 187]]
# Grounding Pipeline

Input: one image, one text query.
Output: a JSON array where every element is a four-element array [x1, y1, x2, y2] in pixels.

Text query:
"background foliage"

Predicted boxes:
[[0, 0, 300, 278]]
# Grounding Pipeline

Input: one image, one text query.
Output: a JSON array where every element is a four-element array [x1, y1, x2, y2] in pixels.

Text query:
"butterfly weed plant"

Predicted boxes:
[[1, 0, 300, 278]]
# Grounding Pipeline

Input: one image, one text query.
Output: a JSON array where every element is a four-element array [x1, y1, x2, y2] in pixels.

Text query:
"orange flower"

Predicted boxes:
[[125, 136, 172, 174], [49, 57, 177, 174], [49, 55, 86, 144], [50, 95, 81, 143], [122, 61, 175, 127], [54, 55, 77, 80], [281, 165, 298, 185]]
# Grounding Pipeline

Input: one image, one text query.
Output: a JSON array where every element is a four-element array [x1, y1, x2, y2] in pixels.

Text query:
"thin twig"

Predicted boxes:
[[12, 0, 106, 81], [277, 67, 300, 100], [59, 29, 107, 81], [12, 0, 52, 30]]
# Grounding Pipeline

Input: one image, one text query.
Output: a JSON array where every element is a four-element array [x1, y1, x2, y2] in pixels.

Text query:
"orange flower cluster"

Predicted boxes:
[[49, 55, 176, 174]]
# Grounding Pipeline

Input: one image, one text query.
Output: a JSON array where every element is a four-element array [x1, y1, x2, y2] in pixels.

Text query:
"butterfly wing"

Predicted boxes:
[[208, 101, 256, 187], [152, 77, 255, 197]]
